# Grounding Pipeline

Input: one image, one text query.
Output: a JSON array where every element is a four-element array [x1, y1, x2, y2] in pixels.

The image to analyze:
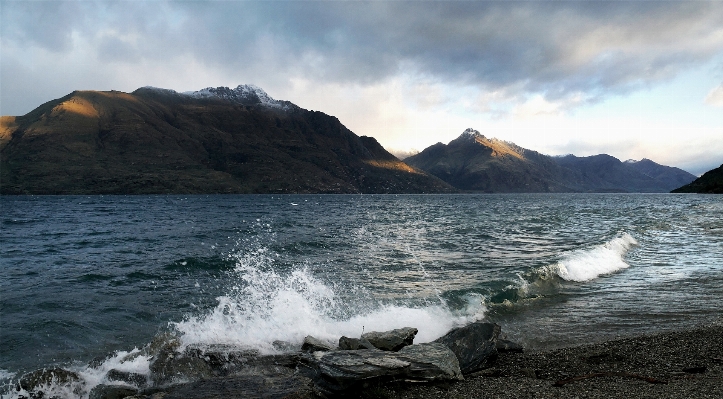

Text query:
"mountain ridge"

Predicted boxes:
[[405, 129, 696, 193], [0, 86, 454, 194]]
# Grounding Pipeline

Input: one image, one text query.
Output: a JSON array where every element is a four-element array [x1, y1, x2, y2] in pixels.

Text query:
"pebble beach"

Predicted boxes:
[[384, 321, 723, 399]]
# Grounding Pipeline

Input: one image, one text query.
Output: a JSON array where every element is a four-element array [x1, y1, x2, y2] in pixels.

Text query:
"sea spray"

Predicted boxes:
[[172, 246, 486, 353]]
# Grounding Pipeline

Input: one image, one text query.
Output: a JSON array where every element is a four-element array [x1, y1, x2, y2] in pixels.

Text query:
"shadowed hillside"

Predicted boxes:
[[0, 87, 453, 194], [405, 129, 696, 193], [672, 164, 723, 194]]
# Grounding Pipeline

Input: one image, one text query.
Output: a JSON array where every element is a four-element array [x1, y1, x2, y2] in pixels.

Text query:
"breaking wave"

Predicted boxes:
[[173, 248, 486, 353], [551, 232, 638, 282]]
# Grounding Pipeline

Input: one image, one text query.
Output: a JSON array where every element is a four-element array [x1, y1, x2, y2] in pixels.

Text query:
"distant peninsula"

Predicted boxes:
[[1, 86, 696, 195], [672, 164, 723, 194]]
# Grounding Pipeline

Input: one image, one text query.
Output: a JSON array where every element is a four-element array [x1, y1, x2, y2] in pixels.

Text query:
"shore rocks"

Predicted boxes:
[[362, 327, 418, 351], [88, 384, 138, 399], [149, 345, 213, 386], [434, 322, 500, 374], [17, 367, 81, 397], [106, 369, 148, 388], [12, 323, 521, 399], [300, 342, 462, 396]]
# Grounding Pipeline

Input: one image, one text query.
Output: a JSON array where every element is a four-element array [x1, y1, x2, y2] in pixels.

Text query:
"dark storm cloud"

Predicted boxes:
[[2, 1, 723, 115]]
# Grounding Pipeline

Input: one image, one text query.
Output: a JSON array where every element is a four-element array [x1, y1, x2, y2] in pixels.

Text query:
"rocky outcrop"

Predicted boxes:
[[434, 322, 500, 374], [12, 323, 523, 399], [300, 343, 463, 397]]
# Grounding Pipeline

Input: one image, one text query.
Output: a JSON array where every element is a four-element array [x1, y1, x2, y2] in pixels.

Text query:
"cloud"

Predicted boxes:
[[3, 1, 723, 117], [1, 1, 722, 177], [705, 83, 723, 106]]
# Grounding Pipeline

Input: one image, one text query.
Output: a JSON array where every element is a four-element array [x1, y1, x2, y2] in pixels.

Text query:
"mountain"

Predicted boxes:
[[404, 129, 696, 193], [403, 129, 573, 192], [0, 86, 454, 194], [672, 164, 723, 193]]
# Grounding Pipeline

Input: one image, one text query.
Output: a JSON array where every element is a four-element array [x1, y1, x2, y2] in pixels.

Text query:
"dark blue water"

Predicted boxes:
[[1, 194, 722, 397]]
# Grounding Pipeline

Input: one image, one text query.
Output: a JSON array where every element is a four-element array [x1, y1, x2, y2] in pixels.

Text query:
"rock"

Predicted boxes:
[[301, 335, 335, 352], [272, 340, 297, 352], [89, 384, 138, 399], [161, 365, 312, 399], [301, 343, 462, 396], [184, 344, 259, 368], [434, 322, 500, 374], [338, 336, 375, 350], [338, 336, 359, 350], [150, 346, 213, 386], [361, 327, 418, 351], [106, 369, 148, 387], [17, 367, 81, 393], [496, 339, 524, 353], [397, 343, 464, 382]]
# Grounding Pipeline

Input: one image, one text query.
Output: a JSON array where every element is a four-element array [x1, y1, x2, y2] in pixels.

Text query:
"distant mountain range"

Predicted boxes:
[[405, 129, 696, 193], [1, 87, 697, 194], [672, 164, 723, 194], [0, 86, 453, 194]]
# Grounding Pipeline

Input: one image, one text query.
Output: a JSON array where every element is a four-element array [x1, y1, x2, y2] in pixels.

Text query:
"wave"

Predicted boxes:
[[173, 248, 485, 353], [487, 233, 638, 306], [550, 232, 638, 282]]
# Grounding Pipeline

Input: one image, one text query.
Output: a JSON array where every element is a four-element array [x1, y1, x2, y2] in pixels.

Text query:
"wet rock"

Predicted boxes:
[[89, 384, 138, 399], [150, 346, 213, 386], [161, 365, 312, 399], [184, 344, 259, 368], [361, 327, 418, 351], [272, 340, 297, 352], [301, 335, 335, 352], [301, 343, 462, 396], [434, 322, 500, 374], [338, 336, 376, 350], [496, 338, 524, 353], [17, 367, 81, 393], [338, 336, 360, 350], [397, 343, 464, 382], [106, 369, 148, 387]]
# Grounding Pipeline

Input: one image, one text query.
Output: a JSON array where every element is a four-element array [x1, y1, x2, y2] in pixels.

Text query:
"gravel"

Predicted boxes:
[[362, 321, 723, 399]]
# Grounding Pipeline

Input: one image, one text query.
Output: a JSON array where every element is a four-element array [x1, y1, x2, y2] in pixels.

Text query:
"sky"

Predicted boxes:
[[2, 1, 722, 175]]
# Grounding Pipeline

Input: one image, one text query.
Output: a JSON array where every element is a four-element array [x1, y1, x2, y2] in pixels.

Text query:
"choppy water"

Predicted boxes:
[[1, 194, 722, 397]]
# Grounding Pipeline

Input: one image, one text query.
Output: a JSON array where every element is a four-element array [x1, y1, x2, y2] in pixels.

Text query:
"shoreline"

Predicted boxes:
[[6, 321, 722, 398], [380, 321, 723, 399]]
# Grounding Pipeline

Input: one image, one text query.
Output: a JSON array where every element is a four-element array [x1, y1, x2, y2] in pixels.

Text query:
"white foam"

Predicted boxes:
[[77, 348, 151, 391], [173, 249, 485, 353], [553, 233, 638, 282]]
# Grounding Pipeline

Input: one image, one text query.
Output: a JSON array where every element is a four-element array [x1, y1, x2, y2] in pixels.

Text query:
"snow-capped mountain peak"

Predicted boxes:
[[461, 128, 483, 137], [183, 85, 294, 110]]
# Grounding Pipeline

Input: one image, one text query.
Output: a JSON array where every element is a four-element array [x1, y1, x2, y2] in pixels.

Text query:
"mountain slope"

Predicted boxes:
[[405, 129, 696, 193], [0, 86, 453, 194], [672, 164, 723, 194], [405, 129, 573, 192]]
